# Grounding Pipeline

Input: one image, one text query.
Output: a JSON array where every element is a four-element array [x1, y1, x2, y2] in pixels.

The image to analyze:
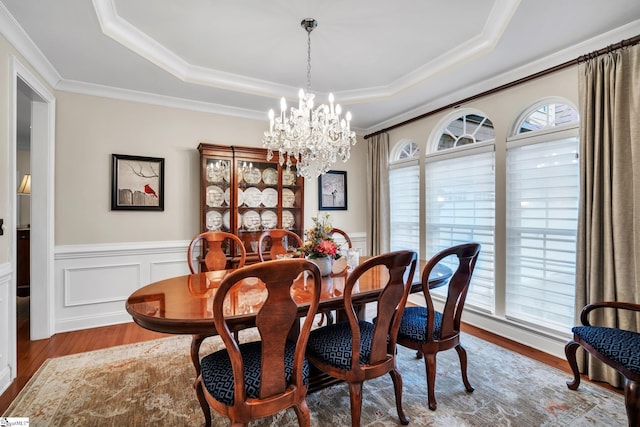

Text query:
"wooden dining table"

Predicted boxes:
[[125, 258, 452, 425]]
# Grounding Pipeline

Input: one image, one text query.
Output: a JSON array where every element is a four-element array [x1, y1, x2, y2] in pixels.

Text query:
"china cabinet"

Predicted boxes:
[[198, 143, 305, 265]]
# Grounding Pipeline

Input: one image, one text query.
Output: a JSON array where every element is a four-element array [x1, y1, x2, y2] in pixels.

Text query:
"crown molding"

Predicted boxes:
[[56, 78, 267, 120], [0, 2, 61, 89], [365, 19, 640, 135], [92, 0, 520, 105]]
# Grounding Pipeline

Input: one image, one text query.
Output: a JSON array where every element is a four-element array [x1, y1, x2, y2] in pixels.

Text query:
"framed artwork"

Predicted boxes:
[[318, 170, 347, 210], [111, 154, 165, 211]]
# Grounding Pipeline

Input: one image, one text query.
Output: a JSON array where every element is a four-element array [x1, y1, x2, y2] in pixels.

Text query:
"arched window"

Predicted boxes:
[[506, 98, 579, 332], [515, 100, 579, 133], [425, 110, 495, 312], [389, 140, 420, 259]]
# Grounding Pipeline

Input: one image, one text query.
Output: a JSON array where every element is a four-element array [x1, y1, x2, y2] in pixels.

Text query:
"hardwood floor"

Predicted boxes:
[[0, 297, 622, 414]]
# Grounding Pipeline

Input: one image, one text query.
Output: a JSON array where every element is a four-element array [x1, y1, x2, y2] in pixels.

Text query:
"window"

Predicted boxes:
[[389, 140, 420, 259], [425, 111, 496, 312], [506, 101, 579, 332]]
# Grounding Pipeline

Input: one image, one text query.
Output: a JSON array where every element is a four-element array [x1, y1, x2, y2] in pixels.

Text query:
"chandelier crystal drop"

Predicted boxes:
[[263, 18, 356, 180]]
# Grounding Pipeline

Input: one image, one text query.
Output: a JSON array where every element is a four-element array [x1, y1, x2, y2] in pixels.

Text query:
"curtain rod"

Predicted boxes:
[[364, 33, 640, 140]]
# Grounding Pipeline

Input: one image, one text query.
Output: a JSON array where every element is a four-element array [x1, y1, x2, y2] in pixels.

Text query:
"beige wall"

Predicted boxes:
[[54, 91, 368, 245]]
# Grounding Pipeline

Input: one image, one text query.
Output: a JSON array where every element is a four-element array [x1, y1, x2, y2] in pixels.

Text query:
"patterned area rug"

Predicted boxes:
[[3, 328, 626, 426]]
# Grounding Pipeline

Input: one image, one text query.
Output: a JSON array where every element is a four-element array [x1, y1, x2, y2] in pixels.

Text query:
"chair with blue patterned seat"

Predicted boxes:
[[305, 250, 418, 427], [194, 259, 322, 427], [565, 301, 640, 427], [395, 242, 481, 411]]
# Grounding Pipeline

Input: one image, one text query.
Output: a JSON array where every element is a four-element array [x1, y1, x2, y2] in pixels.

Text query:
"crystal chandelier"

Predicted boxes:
[[263, 18, 356, 180]]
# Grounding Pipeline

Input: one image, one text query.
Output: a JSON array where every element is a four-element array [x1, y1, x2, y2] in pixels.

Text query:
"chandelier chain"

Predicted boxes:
[[306, 30, 312, 92]]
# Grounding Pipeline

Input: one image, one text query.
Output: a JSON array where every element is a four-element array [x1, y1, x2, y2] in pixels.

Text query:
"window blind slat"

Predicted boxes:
[[390, 163, 420, 258]]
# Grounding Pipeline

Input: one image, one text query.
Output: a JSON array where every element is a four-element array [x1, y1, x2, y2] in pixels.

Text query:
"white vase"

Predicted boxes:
[[308, 256, 332, 277]]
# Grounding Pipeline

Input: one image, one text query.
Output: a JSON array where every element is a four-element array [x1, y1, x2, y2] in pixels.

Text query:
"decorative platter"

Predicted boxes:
[[206, 210, 223, 231], [282, 188, 295, 207], [206, 185, 225, 207], [262, 168, 278, 185], [261, 188, 278, 208], [222, 210, 230, 231], [260, 210, 277, 229], [243, 187, 262, 208], [237, 189, 244, 207], [244, 167, 262, 184], [242, 210, 261, 231], [282, 169, 296, 186], [282, 210, 295, 229]]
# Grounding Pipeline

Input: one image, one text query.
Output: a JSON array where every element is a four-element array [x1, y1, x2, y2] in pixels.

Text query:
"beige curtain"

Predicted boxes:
[[576, 43, 640, 387], [366, 133, 390, 256]]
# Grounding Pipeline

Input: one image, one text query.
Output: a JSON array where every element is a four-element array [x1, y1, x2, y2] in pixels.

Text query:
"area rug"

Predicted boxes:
[[3, 329, 626, 426]]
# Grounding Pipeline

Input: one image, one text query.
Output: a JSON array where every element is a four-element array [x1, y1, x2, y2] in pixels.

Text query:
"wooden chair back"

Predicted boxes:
[[198, 259, 322, 426], [422, 243, 480, 342], [329, 227, 353, 250], [257, 229, 303, 262], [187, 231, 246, 273], [348, 250, 417, 367]]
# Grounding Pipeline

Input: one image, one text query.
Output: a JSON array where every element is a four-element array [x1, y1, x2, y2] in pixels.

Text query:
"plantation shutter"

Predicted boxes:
[[389, 161, 420, 260], [505, 128, 579, 332], [425, 145, 495, 312]]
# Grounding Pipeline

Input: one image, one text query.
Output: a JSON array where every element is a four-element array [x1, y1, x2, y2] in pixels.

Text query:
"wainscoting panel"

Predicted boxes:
[[63, 263, 141, 307], [55, 241, 191, 333], [0, 263, 13, 395]]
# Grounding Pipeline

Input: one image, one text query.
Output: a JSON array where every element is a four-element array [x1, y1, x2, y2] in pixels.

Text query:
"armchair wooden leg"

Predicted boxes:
[[455, 344, 475, 393], [564, 340, 582, 390], [424, 352, 438, 410], [293, 399, 312, 427], [625, 380, 640, 427], [389, 368, 410, 425], [348, 382, 364, 427]]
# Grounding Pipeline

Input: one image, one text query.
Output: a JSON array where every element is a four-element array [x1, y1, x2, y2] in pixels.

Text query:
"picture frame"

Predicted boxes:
[[111, 154, 165, 211], [318, 170, 347, 210]]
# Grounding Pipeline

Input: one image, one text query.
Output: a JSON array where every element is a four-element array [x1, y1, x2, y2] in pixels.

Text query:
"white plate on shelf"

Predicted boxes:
[[261, 188, 278, 208], [244, 167, 262, 184], [282, 169, 296, 186], [206, 162, 226, 183], [243, 210, 261, 231], [262, 168, 278, 185], [282, 210, 295, 229], [237, 189, 244, 207], [222, 210, 230, 230], [261, 210, 277, 229], [282, 188, 295, 207], [224, 188, 230, 206], [206, 210, 223, 231], [206, 186, 225, 207], [244, 187, 262, 208]]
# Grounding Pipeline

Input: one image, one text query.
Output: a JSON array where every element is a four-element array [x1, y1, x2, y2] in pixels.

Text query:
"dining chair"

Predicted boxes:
[[187, 231, 247, 375], [396, 242, 481, 410], [329, 227, 353, 251], [257, 229, 303, 262], [305, 250, 418, 426], [194, 259, 322, 427], [565, 301, 640, 426], [187, 231, 246, 273]]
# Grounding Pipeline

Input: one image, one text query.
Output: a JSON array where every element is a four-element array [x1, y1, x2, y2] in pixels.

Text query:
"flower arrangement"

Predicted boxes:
[[298, 213, 341, 259]]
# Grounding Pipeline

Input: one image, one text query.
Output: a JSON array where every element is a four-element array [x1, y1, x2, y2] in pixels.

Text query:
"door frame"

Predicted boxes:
[[9, 56, 56, 350]]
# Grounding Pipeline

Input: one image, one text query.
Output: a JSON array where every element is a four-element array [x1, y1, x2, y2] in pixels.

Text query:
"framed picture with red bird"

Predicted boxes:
[[111, 154, 165, 211]]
